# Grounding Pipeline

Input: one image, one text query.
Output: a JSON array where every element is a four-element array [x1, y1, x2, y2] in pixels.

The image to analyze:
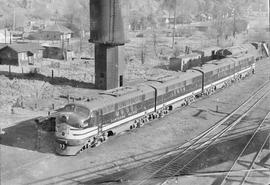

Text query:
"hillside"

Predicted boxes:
[[0, 0, 268, 30]]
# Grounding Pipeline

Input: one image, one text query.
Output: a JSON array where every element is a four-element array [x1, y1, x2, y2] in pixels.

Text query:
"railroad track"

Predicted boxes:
[[219, 112, 270, 185], [25, 80, 270, 185], [91, 80, 270, 185]]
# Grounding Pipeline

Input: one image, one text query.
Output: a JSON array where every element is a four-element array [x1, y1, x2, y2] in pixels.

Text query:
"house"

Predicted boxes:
[[0, 29, 13, 44], [29, 24, 73, 41], [0, 43, 44, 66]]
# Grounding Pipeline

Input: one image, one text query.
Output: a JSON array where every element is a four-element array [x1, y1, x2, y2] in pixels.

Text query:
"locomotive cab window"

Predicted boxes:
[[75, 106, 90, 118], [62, 104, 76, 112]]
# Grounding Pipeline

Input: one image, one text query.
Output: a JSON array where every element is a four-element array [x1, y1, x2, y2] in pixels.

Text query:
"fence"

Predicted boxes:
[[0, 65, 32, 74]]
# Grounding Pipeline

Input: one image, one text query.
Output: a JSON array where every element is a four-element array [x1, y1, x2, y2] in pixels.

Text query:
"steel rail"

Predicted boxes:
[[158, 99, 267, 185], [219, 112, 270, 185], [108, 80, 270, 184], [240, 133, 270, 185], [135, 82, 270, 185], [44, 81, 270, 185]]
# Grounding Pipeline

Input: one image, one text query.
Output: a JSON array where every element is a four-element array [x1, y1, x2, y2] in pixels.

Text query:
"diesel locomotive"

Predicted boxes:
[[53, 52, 256, 155]]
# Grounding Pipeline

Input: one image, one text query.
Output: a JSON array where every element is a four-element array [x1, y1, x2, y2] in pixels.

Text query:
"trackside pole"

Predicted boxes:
[[216, 98, 219, 112]]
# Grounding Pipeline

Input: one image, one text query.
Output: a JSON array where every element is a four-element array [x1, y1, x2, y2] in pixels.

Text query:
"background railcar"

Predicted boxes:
[[216, 45, 248, 59], [169, 53, 202, 72], [192, 46, 221, 63]]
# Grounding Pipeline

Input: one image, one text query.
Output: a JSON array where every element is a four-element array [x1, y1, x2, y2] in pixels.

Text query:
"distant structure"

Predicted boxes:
[[0, 29, 13, 44], [42, 43, 74, 60], [29, 24, 73, 41], [90, 0, 126, 90], [0, 43, 44, 66], [27, 24, 73, 61]]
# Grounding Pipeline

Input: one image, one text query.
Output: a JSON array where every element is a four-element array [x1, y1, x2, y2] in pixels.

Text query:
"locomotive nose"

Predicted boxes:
[[57, 112, 84, 128]]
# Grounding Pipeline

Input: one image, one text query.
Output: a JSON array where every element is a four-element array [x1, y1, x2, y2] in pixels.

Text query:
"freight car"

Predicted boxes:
[[169, 47, 221, 72], [52, 53, 255, 155], [169, 53, 202, 71], [216, 42, 269, 60]]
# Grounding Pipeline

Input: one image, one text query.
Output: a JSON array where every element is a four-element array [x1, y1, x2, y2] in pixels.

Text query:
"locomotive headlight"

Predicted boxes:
[[61, 115, 68, 122]]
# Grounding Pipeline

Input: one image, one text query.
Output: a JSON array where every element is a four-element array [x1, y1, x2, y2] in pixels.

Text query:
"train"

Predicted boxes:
[[51, 50, 258, 156]]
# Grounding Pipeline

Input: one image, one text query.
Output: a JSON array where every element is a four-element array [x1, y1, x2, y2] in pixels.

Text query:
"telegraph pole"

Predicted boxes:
[[268, 0, 270, 33], [4, 28, 6, 44], [233, 8, 236, 38], [13, 8, 16, 31], [172, 0, 177, 48]]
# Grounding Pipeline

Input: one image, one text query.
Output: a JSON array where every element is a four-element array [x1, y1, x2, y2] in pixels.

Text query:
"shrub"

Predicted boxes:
[[28, 67, 40, 76]]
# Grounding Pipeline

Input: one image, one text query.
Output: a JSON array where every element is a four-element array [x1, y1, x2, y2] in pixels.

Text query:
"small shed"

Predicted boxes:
[[42, 44, 74, 61], [0, 43, 44, 66]]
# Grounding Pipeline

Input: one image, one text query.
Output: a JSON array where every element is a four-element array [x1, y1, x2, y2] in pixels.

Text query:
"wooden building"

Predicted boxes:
[[0, 29, 13, 44], [0, 43, 44, 66], [42, 43, 74, 60], [29, 24, 73, 41]]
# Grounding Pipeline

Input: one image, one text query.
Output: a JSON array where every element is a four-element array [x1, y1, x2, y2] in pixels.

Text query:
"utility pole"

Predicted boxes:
[[80, 24, 83, 53], [268, 0, 270, 33], [4, 28, 6, 44], [172, 0, 177, 48], [233, 8, 236, 38], [10, 31, 12, 44], [13, 8, 16, 31]]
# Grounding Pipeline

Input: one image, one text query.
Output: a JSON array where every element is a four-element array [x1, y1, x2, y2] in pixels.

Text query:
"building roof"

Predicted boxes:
[[0, 44, 5, 50], [0, 43, 44, 53], [43, 24, 73, 34]]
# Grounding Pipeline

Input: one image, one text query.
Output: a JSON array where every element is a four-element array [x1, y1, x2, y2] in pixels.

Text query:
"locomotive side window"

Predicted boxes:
[[120, 109, 124, 116], [186, 79, 192, 85], [103, 104, 115, 114], [213, 69, 218, 75], [145, 91, 154, 100]]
